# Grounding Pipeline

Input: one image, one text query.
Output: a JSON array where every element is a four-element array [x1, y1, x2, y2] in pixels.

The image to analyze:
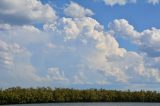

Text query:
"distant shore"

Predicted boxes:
[[0, 87, 160, 105]]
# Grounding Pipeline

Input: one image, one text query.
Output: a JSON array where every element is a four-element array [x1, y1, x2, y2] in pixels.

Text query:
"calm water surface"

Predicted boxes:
[[2, 103, 160, 106]]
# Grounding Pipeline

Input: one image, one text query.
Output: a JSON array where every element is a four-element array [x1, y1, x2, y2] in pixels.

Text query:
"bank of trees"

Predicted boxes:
[[0, 87, 160, 104]]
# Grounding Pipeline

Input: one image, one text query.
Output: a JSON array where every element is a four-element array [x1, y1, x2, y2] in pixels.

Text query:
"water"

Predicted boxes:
[[2, 103, 160, 106]]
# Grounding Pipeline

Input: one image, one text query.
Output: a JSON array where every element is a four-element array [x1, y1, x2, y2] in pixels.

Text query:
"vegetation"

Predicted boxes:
[[0, 87, 160, 104]]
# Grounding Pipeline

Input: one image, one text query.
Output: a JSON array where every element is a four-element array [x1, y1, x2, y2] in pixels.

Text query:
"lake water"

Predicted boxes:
[[2, 103, 160, 106]]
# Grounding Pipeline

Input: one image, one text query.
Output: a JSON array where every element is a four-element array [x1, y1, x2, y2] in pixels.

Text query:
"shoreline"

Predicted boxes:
[[1, 87, 160, 105]]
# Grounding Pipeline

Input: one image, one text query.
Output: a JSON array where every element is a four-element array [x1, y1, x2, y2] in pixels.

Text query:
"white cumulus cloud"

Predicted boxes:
[[64, 1, 94, 18], [109, 19, 160, 57], [0, 0, 57, 25]]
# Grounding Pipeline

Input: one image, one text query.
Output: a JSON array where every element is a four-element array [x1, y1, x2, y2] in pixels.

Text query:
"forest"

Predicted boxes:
[[0, 87, 160, 104]]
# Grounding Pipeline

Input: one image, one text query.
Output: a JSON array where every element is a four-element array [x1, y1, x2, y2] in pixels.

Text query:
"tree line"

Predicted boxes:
[[0, 87, 160, 104]]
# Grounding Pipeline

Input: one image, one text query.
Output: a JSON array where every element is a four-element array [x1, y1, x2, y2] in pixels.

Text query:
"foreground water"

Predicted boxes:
[[2, 103, 160, 106]]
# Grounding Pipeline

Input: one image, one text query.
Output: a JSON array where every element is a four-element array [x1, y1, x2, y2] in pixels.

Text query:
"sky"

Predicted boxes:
[[0, 0, 160, 90]]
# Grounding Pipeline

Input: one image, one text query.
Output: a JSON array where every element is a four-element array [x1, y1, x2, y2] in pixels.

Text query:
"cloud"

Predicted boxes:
[[0, 1, 160, 89], [0, 39, 69, 87], [0, 40, 14, 69], [44, 13, 160, 85], [47, 67, 68, 81], [44, 16, 104, 42], [0, 24, 68, 87], [44, 16, 128, 83], [107, 19, 160, 83], [109, 19, 160, 57], [108, 19, 140, 40], [0, 0, 57, 25], [73, 72, 92, 85], [0, 24, 49, 45], [147, 0, 160, 4], [64, 1, 94, 18], [0, 39, 38, 87], [103, 0, 136, 6], [96, 80, 109, 85], [0, 39, 58, 87]]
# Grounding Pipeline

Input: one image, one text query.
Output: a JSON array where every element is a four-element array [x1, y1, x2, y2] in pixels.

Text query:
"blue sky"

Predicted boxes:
[[0, 0, 160, 90]]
